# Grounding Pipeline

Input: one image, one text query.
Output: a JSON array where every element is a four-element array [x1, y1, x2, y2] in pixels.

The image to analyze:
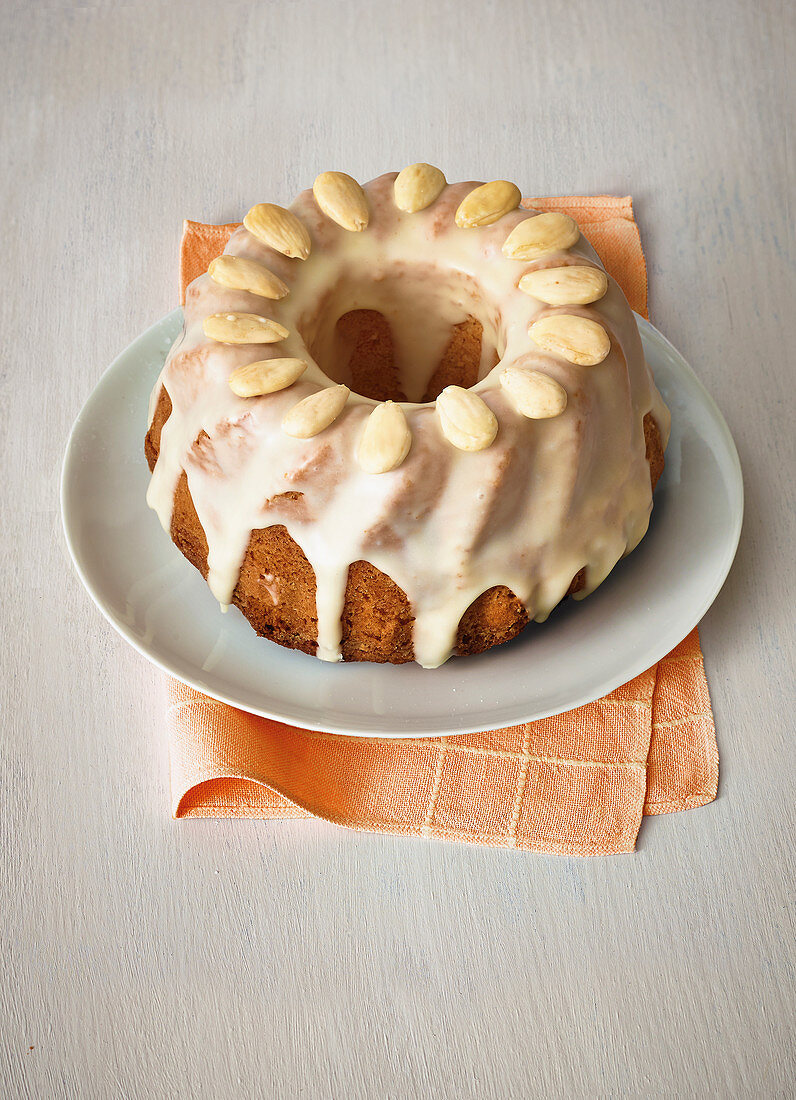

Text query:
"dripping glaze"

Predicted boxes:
[[146, 172, 670, 668]]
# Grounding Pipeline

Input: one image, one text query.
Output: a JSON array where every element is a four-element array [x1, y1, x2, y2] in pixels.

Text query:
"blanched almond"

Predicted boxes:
[[357, 401, 412, 473], [203, 312, 289, 344], [393, 163, 447, 213], [455, 180, 522, 228], [529, 315, 610, 366], [502, 212, 580, 260], [282, 385, 350, 438], [313, 172, 369, 231], [229, 358, 307, 397], [208, 255, 289, 299], [243, 203, 311, 259], [519, 265, 607, 305], [500, 366, 568, 419], [436, 386, 498, 451]]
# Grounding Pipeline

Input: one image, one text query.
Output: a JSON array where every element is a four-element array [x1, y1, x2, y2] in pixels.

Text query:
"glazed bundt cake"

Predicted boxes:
[[145, 167, 670, 668]]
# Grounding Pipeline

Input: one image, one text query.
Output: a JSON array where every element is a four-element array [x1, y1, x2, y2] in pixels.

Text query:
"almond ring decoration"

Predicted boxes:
[[198, 168, 619, 472]]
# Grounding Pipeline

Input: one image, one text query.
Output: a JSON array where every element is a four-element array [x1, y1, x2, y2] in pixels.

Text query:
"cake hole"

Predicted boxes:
[[299, 267, 502, 402], [333, 310, 497, 403]]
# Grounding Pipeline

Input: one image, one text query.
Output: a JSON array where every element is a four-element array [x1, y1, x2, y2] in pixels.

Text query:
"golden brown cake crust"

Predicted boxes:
[[145, 386, 665, 663], [145, 386, 171, 473], [645, 410, 665, 490]]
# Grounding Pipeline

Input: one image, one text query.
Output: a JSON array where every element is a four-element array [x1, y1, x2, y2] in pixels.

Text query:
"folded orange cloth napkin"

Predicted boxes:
[[167, 195, 718, 854]]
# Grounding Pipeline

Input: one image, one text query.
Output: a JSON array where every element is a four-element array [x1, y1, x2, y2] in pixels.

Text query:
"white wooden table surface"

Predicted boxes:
[[3, 1, 794, 1096]]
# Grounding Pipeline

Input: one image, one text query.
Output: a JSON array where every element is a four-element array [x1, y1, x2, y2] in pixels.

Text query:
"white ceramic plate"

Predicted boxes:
[[62, 309, 742, 736]]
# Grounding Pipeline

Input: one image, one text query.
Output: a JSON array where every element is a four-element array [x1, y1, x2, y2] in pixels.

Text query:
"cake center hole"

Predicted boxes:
[[302, 269, 502, 403]]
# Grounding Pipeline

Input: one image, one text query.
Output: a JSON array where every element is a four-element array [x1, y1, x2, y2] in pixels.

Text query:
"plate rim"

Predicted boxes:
[[61, 309, 744, 738]]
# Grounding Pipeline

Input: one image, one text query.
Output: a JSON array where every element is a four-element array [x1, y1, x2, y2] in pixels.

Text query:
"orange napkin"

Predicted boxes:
[[167, 195, 718, 854]]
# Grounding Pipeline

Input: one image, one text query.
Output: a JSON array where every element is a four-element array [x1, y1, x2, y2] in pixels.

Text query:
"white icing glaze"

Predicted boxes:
[[146, 173, 670, 668]]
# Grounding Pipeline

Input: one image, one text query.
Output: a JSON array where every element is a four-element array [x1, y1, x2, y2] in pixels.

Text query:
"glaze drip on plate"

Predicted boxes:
[[146, 169, 670, 668]]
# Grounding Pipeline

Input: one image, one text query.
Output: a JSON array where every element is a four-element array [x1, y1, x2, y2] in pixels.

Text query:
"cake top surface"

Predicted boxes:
[[147, 168, 670, 667]]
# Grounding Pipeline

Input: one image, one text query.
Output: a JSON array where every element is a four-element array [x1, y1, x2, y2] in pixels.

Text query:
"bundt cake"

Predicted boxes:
[[145, 167, 670, 668]]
